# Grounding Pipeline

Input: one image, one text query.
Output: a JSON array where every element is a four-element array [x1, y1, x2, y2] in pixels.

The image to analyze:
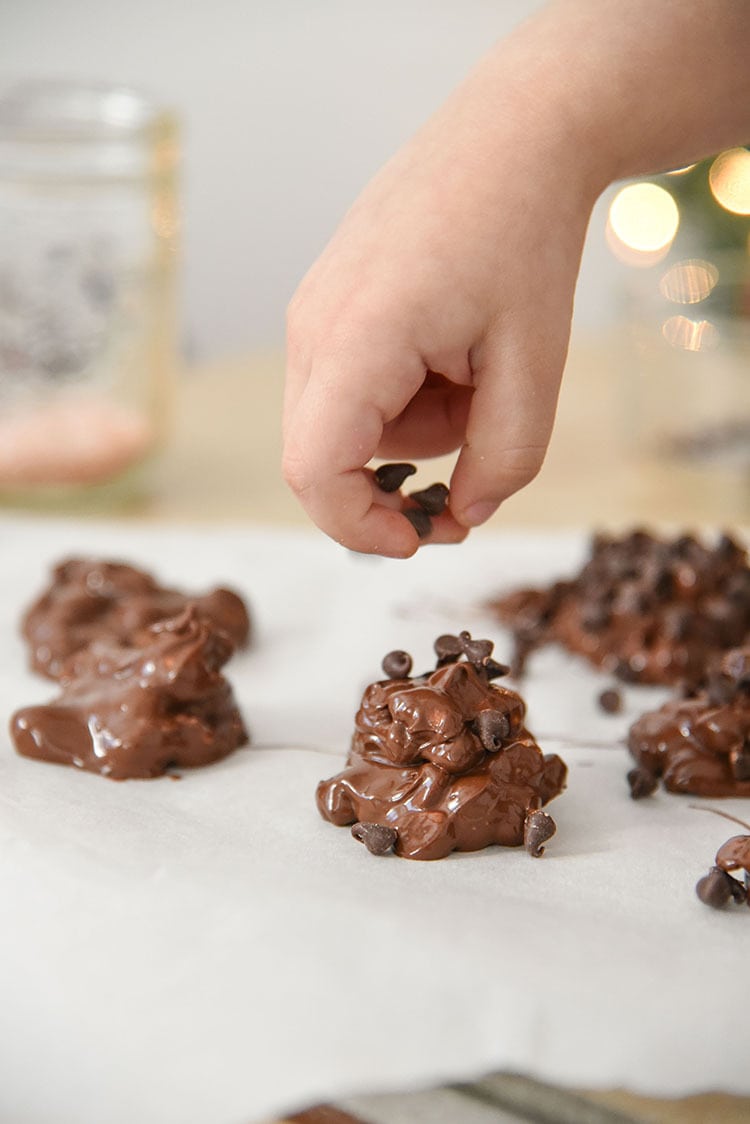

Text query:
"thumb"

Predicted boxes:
[[449, 328, 567, 527]]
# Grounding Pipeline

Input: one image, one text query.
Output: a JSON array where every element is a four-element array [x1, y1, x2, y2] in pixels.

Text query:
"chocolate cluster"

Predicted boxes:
[[12, 607, 248, 779], [491, 529, 750, 686], [316, 632, 566, 861], [23, 558, 251, 680], [627, 646, 750, 798], [11, 558, 251, 780]]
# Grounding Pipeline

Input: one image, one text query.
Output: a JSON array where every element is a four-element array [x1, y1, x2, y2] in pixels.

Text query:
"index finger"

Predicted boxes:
[[283, 350, 428, 555]]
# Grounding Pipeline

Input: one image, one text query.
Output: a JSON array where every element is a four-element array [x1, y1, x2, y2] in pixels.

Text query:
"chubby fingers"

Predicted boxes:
[[283, 345, 464, 555], [449, 326, 568, 527]]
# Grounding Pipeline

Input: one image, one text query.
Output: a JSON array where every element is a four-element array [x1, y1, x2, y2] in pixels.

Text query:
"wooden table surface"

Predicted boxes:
[[45, 337, 750, 1123], [137, 333, 750, 532]]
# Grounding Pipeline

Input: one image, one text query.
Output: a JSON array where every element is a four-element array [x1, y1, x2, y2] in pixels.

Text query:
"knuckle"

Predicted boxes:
[[499, 444, 547, 488], [281, 449, 315, 496]]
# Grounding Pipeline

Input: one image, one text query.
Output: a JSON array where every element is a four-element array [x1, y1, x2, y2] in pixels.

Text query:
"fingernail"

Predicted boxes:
[[459, 500, 501, 527]]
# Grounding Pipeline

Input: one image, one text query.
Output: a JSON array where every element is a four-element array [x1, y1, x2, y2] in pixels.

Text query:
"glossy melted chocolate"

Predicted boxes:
[[317, 635, 566, 861], [23, 558, 251, 680], [11, 606, 248, 779], [492, 529, 750, 686], [627, 647, 750, 797]]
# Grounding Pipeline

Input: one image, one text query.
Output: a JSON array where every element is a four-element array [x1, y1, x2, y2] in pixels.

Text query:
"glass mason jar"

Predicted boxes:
[[0, 81, 178, 504]]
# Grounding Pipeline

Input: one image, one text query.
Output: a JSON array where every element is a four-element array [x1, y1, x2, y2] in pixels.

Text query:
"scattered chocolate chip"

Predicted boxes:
[[695, 866, 745, 909], [597, 687, 623, 715], [434, 634, 463, 666], [404, 507, 432, 538], [627, 766, 658, 800], [381, 650, 413, 680], [351, 821, 398, 855], [474, 709, 510, 751], [524, 810, 556, 857], [409, 483, 449, 516], [373, 462, 416, 493]]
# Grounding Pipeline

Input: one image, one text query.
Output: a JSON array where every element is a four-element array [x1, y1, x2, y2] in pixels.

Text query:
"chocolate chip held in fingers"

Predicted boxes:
[[404, 506, 432, 538], [373, 462, 417, 493], [409, 483, 449, 515], [316, 631, 566, 860]]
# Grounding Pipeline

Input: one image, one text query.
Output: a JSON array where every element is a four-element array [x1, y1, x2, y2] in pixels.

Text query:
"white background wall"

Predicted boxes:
[[1, 0, 619, 361]]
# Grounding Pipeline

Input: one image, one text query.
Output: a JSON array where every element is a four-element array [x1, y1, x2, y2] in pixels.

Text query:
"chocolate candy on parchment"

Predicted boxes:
[[22, 557, 251, 680], [627, 646, 750, 798], [316, 631, 566, 861], [491, 529, 750, 686], [10, 605, 248, 779]]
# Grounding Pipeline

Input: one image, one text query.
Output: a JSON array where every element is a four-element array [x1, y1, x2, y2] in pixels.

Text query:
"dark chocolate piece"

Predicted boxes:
[[404, 507, 432, 538], [317, 633, 566, 861], [350, 822, 398, 855], [23, 558, 251, 680], [627, 766, 659, 800], [490, 529, 750, 686], [409, 483, 449, 516], [524, 809, 556, 857], [627, 646, 750, 797], [381, 650, 413, 680], [373, 462, 416, 493], [10, 606, 248, 779], [597, 687, 623, 715], [434, 633, 463, 665], [695, 866, 743, 909]]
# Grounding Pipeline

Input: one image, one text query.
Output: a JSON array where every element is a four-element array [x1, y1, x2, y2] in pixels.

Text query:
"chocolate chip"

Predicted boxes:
[[695, 866, 743, 909], [404, 507, 432, 538], [460, 633, 494, 664], [597, 687, 623, 715], [482, 658, 510, 681], [381, 650, 412, 680], [580, 603, 611, 632], [475, 709, 510, 751], [434, 634, 463, 666], [730, 747, 750, 782], [721, 648, 750, 685], [373, 462, 416, 493], [627, 766, 658, 799], [706, 672, 736, 707], [351, 822, 398, 855], [409, 483, 449, 516], [524, 810, 556, 857], [614, 658, 640, 685]]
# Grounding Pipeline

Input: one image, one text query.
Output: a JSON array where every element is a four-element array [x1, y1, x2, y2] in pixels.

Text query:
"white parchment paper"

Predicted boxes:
[[0, 517, 747, 1124]]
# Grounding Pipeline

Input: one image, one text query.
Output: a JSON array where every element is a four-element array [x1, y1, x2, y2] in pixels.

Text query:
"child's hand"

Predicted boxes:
[[284, 95, 593, 556], [283, 0, 750, 557]]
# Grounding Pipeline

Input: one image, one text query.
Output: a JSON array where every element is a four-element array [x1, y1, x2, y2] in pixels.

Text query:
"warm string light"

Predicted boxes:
[[606, 182, 679, 267], [708, 148, 750, 215]]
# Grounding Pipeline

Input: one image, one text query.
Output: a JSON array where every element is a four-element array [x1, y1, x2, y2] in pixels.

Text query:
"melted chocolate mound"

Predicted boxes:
[[10, 606, 248, 779], [627, 646, 750, 797], [23, 558, 251, 680], [316, 632, 566, 861], [491, 529, 750, 686]]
